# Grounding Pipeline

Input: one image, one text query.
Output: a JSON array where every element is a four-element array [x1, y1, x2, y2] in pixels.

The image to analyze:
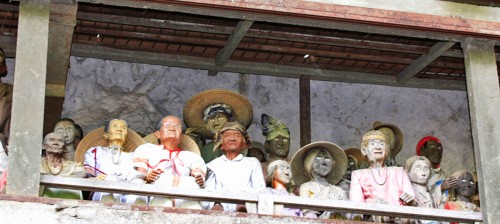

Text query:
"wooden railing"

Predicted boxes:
[[39, 175, 482, 223]]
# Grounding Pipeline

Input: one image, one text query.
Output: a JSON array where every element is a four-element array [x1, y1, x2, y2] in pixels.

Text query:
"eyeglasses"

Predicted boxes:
[[161, 123, 182, 129]]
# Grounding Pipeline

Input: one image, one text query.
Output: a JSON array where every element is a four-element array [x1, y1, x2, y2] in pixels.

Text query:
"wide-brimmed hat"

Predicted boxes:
[[372, 121, 404, 157], [75, 127, 145, 163], [344, 147, 367, 168], [143, 133, 200, 155], [290, 141, 347, 186], [183, 89, 253, 138]]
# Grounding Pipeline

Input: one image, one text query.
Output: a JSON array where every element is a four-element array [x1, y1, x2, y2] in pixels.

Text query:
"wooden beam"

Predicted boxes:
[[6, 0, 50, 197], [45, 84, 66, 97], [397, 42, 456, 83], [215, 20, 253, 67], [46, 1, 77, 86], [462, 37, 500, 224], [71, 43, 466, 91], [299, 75, 311, 147]]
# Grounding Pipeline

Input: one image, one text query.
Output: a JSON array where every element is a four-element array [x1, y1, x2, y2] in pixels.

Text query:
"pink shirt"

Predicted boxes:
[[350, 166, 414, 206]]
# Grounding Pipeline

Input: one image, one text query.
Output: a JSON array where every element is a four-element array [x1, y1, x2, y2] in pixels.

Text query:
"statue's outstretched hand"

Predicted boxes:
[[441, 176, 458, 191], [190, 168, 205, 188]]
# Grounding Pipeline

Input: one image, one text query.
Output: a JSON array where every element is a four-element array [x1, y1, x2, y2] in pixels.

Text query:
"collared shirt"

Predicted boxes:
[[350, 166, 415, 206], [203, 154, 265, 211], [133, 143, 206, 188]]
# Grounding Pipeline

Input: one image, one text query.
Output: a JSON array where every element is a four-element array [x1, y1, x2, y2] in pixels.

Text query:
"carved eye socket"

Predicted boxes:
[[283, 139, 288, 143]]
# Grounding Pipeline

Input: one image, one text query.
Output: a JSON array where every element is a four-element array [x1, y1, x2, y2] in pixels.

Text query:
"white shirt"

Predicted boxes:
[[203, 154, 265, 211], [133, 143, 206, 188]]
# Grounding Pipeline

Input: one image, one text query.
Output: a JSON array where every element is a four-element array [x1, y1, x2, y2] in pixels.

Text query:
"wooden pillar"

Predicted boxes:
[[6, 0, 50, 196], [461, 37, 500, 224], [299, 75, 311, 147]]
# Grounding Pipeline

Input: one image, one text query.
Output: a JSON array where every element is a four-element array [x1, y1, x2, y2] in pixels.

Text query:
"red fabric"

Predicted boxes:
[[0, 169, 7, 193], [416, 136, 442, 168]]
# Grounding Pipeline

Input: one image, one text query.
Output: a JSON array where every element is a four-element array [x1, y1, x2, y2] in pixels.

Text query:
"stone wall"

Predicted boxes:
[[4, 56, 475, 173]]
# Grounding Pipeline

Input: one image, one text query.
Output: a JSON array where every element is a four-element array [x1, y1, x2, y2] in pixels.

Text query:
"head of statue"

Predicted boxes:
[[452, 170, 476, 200], [214, 121, 251, 154], [266, 160, 292, 188], [378, 127, 396, 153], [203, 103, 233, 134], [154, 115, 183, 147], [103, 119, 128, 145], [54, 118, 77, 146], [43, 132, 66, 154], [405, 155, 431, 185], [343, 155, 358, 180], [361, 130, 389, 164], [304, 148, 333, 178], [0, 47, 7, 77], [261, 113, 290, 159], [419, 139, 443, 166], [247, 142, 267, 162]]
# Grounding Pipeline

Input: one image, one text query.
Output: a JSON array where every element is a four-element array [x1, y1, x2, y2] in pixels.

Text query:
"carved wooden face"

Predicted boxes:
[[267, 135, 290, 158], [409, 159, 431, 185], [43, 133, 66, 154], [273, 162, 292, 185], [155, 116, 182, 146], [206, 113, 229, 134], [420, 140, 443, 165], [456, 172, 475, 198], [54, 120, 76, 145], [105, 119, 128, 143], [362, 139, 388, 163], [343, 156, 358, 180], [311, 149, 333, 177], [220, 129, 246, 153]]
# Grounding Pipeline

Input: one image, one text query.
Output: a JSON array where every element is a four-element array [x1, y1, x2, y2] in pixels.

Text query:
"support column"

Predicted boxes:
[[462, 37, 500, 224], [299, 75, 311, 147], [6, 0, 50, 196]]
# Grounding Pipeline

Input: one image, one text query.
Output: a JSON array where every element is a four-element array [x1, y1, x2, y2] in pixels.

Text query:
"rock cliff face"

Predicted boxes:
[[5, 56, 475, 173]]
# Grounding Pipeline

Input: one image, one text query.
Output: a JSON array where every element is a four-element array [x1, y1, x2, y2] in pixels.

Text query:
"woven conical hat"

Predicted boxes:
[[143, 133, 200, 155], [183, 89, 253, 138], [290, 141, 347, 186], [75, 127, 145, 163]]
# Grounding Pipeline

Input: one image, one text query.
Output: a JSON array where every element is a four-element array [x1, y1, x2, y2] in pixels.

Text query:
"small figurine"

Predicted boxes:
[[183, 89, 253, 163], [291, 141, 348, 218], [40, 132, 85, 199], [134, 115, 206, 208], [53, 118, 78, 161], [262, 160, 315, 217], [78, 119, 147, 204], [444, 170, 479, 212], [417, 136, 457, 205], [350, 130, 414, 223]]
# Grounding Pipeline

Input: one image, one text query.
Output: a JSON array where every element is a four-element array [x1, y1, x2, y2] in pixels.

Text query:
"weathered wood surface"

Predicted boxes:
[[40, 175, 482, 222], [462, 37, 500, 224]]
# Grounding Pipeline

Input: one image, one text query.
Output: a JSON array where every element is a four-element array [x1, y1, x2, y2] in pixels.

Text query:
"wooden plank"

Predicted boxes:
[[39, 175, 482, 222], [75, 11, 479, 60], [215, 20, 253, 67], [462, 37, 500, 224], [397, 42, 456, 83], [271, 194, 482, 222], [257, 193, 273, 215], [6, 0, 50, 197], [70, 43, 467, 91], [273, 204, 284, 216], [299, 75, 311, 147], [76, 0, 500, 44]]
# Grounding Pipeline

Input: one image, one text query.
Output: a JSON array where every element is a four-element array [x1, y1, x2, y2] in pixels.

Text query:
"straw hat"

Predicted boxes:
[[290, 141, 347, 186], [75, 127, 145, 163], [344, 147, 367, 168], [183, 89, 253, 138], [143, 133, 200, 155], [372, 121, 404, 157]]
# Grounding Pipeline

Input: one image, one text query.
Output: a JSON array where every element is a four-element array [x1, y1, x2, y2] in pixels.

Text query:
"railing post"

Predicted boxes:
[[257, 193, 274, 215]]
